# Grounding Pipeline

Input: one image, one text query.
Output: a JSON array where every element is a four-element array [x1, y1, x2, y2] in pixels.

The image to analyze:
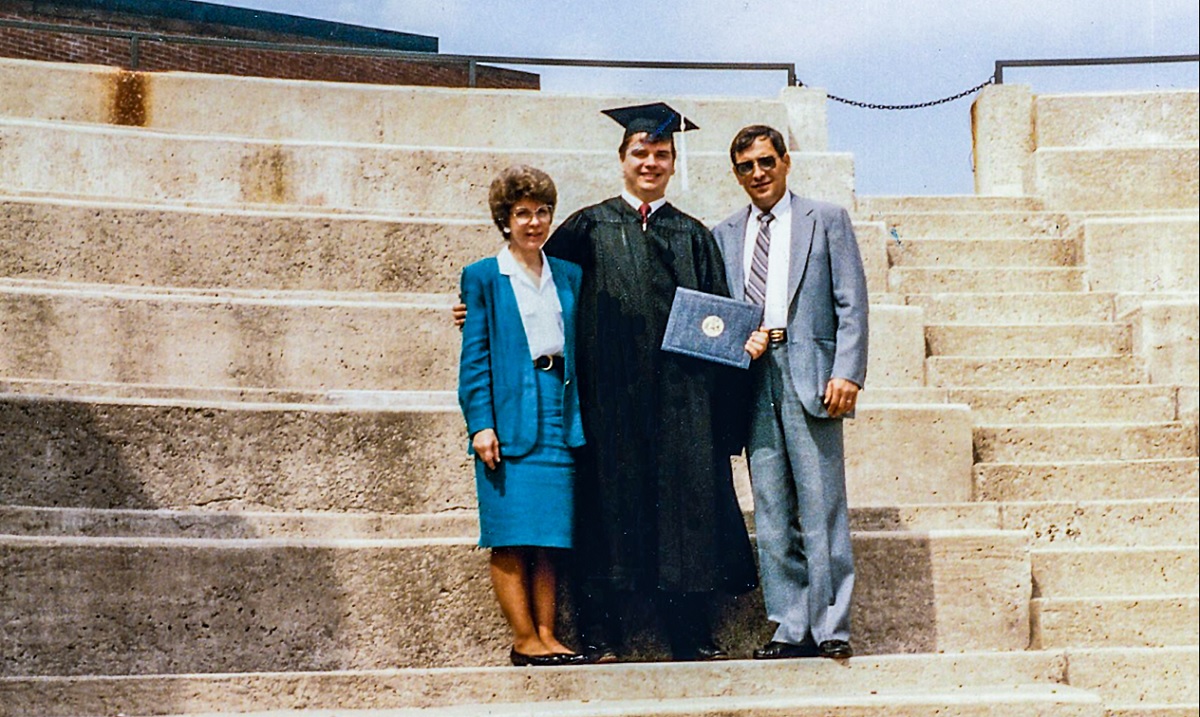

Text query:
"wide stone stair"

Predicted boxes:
[[1, 57, 1197, 716]]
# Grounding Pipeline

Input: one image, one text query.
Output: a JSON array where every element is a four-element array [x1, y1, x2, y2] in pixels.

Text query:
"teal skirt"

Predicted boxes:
[[475, 368, 574, 548]]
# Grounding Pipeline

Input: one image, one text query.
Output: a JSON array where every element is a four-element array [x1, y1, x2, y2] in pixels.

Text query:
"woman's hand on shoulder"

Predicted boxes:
[[472, 428, 501, 469]]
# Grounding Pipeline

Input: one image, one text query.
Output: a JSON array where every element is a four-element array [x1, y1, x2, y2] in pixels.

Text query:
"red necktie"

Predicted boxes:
[[639, 202, 650, 230]]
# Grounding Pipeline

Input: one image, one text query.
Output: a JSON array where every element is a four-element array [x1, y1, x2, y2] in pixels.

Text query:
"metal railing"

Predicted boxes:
[[995, 54, 1199, 84], [0, 17, 798, 87]]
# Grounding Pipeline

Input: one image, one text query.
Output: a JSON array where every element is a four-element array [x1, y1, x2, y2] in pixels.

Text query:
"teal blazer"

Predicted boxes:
[[458, 255, 585, 457]]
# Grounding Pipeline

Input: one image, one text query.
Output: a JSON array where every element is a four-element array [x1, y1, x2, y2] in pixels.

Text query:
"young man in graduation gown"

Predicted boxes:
[[542, 104, 761, 662]]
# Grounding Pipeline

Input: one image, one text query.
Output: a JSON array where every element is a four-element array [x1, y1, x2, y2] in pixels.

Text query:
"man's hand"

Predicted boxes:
[[452, 302, 467, 329], [823, 377, 860, 418], [744, 329, 769, 360], [472, 428, 501, 469]]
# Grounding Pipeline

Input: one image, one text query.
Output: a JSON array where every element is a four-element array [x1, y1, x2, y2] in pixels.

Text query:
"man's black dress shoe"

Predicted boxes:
[[753, 640, 820, 659], [818, 639, 853, 659], [674, 640, 729, 662], [509, 649, 565, 667], [554, 652, 592, 666], [582, 641, 619, 664]]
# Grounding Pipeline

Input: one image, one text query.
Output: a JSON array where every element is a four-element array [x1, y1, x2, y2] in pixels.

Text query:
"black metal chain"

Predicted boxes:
[[801, 75, 996, 110]]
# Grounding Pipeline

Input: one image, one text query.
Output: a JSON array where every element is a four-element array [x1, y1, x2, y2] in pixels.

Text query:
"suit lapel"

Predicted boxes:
[[787, 194, 816, 306], [495, 262, 533, 362], [721, 208, 752, 301]]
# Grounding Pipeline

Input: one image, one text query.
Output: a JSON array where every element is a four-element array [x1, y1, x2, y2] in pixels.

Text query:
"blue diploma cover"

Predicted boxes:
[[660, 287, 764, 369]]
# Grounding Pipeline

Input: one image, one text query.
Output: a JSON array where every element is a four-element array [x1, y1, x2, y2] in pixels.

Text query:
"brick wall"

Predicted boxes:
[[0, 1, 538, 89]]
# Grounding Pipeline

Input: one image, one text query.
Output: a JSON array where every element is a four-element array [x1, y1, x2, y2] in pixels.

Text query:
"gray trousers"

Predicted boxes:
[[748, 346, 855, 645]]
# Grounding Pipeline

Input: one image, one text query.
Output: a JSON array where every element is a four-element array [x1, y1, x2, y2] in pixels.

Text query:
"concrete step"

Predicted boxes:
[[974, 422, 1198, 463], [927, 357, 1144, 388], [926, 324, 1131, 358], [0, 394, 974, 513], [140, 690, 1104, 717], [0, 503, 1010, 541], [0, 117, 853, 225], [0, 195, 497, 294], [1031, 595, 1199, 649], [1083, 215, 1200, 294], [1064, 645, 1199, 712], [999, 499, 1199, 549], [905, 293, 1116, 324], [1034, 91, 1200, 148], [887, 237, 1080, 268], [0, 651, 1078, 717], [0, 280, 926, 392], [975, 458, 1199, 502], [856, 195, 1046, 214], [890, 267, 1085, 294], [1036, 145, 1200, 212], [0, 280, 458, 392], [947, 386, 1182, 424], [0, 57, 801, 153], [879, 211, 1072, 240], [146, 685, 1106, 717], [0, 529, 1032, 675], [0, 196, 894, 298], [1033, 546, 1199, 598]]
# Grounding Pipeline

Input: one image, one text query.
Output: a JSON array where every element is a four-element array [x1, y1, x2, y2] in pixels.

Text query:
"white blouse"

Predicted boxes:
[[497, 246, 564, 359]]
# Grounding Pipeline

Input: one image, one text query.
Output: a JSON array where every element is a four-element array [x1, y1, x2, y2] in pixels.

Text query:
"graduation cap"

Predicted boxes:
[[601, 102, 699, 191]]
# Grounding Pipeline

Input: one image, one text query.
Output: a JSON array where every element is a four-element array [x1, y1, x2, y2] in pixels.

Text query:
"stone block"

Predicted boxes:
[[0, 58, 797, 154], [0, 529, 1031, 675], [1035, 91, 1200, 148], [1084, 216, 1199, 294], [865, 304, 926, 388], [1033, 546, 1199, 597], [905, 293, 1115, 325], [889, 267, 1084, 294], [1036, 146, 1200, 212], [0, 284, 458, 391], [927, 356, 1143, 388], [1127, 299, 1200, 386], [974, 459, 1199, 502], [925, 323, 1131, 358], [0, 197, 499, 294], [843, 404, 974, 505], [881, 211, 1070, 241], [948, 386, 1178, 424], [998, 499, 1199, 548], [974, 422, 1197, 463], [1064, 646, 1200, 706], [1031, 595, 1199, 649], [887, 237, 1079, 268], [0, 118, 855, 224], [971, 84, 1035, 196]]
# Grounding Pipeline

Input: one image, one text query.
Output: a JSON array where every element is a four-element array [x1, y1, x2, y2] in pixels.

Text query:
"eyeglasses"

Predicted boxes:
[[512, 205, 553, 223], [733, 155, 778, 176]]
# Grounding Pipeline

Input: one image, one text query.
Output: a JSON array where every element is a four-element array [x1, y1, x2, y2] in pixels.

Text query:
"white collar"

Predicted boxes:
[[497, 245, 551, 289], [752, 190, 792, 221], [622, 192, 667, 214]]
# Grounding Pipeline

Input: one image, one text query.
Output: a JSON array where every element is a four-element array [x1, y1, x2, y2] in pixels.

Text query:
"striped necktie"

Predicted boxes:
[[745, 211, 773, 305]]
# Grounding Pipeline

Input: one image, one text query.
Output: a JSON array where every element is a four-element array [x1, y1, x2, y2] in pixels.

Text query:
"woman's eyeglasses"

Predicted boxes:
[[734, 156, 778, 176], [512, 206, 554, 223]]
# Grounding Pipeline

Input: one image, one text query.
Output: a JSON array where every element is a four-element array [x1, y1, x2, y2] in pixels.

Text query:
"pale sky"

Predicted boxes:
[[216, 0, 1198, 196]]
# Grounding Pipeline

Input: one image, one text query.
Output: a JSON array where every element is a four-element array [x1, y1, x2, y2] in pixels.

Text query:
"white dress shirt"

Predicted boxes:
[[741, 192, 793, 330], [497, 245, 564, 359], [621, 192, 667, 217]]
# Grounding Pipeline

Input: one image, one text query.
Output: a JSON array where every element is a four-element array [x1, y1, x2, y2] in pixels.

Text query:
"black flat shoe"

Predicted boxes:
[[753, 640, 820, 659], [582, 641, 619, 664], [674, 640, 729, 662], [554, 652, 592, 666], [509, 649, 565, 667], [818, 639, 853, 659]]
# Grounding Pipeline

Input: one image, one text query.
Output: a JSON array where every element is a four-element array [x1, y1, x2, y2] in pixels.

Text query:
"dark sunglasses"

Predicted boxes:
[[734, 155, 779, 176]]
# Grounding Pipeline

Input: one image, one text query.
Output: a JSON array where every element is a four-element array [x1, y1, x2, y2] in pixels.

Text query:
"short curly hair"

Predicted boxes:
[[487, 165, 557, 236]]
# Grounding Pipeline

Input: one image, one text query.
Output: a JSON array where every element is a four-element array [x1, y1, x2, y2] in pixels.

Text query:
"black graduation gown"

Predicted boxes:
[[545, 197, 757, 595]]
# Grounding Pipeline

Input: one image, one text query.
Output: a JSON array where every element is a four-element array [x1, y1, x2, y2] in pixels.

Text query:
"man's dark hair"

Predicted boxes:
[[618, 130, 676, 160], [729, 125, 788, 164]]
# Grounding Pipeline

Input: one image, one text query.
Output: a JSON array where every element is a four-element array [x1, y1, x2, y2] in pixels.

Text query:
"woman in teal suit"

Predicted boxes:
[[458, 165, 585, 667]]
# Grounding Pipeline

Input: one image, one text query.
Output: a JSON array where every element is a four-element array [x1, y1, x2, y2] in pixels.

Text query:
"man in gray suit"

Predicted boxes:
[[711, 124, 868, 660]]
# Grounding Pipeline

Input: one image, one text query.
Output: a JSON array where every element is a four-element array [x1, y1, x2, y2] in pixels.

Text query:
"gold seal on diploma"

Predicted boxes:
[[701, 315, 725, 338]]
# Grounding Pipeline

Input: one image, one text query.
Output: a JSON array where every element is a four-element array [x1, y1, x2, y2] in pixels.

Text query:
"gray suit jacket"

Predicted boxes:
[[712, 191, 869, 419]]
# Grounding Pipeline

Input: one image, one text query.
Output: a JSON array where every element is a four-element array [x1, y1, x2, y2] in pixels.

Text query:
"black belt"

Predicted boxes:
[[767, 328, 788, 344], [533, 355, 563, 371]]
